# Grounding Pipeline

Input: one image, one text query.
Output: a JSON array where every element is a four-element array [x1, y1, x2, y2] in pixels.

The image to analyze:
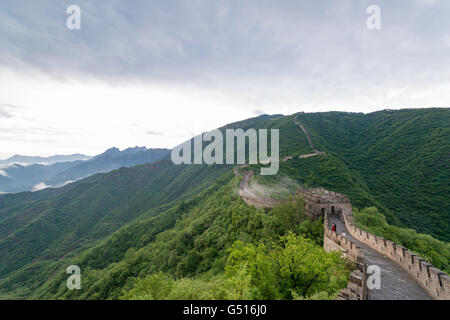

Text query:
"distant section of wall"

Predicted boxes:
[[323, 212, 367, 300], [239, 171, 280, 208], [241, 195, 279, 208]]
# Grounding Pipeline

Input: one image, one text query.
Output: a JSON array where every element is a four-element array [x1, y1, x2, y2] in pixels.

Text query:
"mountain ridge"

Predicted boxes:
[[0, 147, 171, 193]]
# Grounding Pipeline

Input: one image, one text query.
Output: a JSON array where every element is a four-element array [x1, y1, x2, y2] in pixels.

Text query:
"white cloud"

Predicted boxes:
[[0, 169, 10, 178], [443, 35, 450, 48], [252, 110, 265, 116], [146, 130, 165, 136], [31, 180, 76, 192], [0, 103, 24, 118], [32, 182, 49, 192]]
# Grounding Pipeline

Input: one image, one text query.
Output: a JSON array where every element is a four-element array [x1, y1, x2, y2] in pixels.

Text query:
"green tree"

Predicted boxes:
[[121, 272, 174, 300], [225, 234, 349, 300], [225, 241, 279, 299], [268, 232, 344, 299]]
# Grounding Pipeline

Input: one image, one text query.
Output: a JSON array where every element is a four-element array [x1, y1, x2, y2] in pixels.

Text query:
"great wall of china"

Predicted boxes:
[[293, 116, 326, 158], [236, 116, 449, 300], [238, 174, 450, 300]]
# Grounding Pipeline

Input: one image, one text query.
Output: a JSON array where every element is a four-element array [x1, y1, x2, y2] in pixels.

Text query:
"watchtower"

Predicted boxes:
[[296, 188, 352, 220]]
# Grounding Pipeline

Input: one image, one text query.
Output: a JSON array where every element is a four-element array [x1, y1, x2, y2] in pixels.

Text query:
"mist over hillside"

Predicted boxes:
[[0, 154, 91, 165], [0, 147, 170, 193]]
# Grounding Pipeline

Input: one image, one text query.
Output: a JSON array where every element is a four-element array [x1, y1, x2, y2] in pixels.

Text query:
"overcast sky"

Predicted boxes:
[[0, 0, 449, 158]]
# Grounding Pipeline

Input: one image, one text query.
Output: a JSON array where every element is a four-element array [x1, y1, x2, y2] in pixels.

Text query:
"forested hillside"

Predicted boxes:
[[0, 108, 448, 299], [0, 160, 231, 279], [254, 108, 450, 240], [1, 174, 349, 299]]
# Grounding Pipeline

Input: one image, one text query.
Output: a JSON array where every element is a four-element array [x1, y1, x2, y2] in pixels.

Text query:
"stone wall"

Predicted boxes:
[[321, 191, 449, 300], [323, 212, 367, 300], [240, 181, 450, 300], [297, 188, 350, 204], [298, 188, 352, 220], [339, 209, 450, 300], [239, 171, 280, 208], [240, 194, 279, 208]]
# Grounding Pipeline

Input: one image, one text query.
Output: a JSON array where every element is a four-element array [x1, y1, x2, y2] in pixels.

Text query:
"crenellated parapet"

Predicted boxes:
[[238, 176, 449, 300], [318, 189, 449, 300], [342, 215, 450, 300], [297, 188, 350, 204], [323, 211, 367, 300]]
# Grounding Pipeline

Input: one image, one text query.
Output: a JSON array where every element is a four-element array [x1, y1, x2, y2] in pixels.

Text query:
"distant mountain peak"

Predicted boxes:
[[0, 146, 170, 193], [95, 146, 150, 159], [102, 147, 120, 154], [123, 146, 148, 154]]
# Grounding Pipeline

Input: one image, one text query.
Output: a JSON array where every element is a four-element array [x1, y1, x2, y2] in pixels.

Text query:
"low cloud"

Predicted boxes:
[[146, 130, 165, 136], [32, 182, 49, 192], [0, 109, 12, 118], [247, 176, 305, 199], [32, 180, 76, 192], [0, 169, 10, 178], [252, 110, 265, 116], [0, 103, 23, 118]]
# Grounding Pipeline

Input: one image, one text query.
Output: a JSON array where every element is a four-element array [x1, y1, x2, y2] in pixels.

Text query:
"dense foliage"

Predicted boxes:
[[0, 160, 231, 278], [122, 233, 349, 300], [289, 109, 450, 240], [0, 175, 348, 299]]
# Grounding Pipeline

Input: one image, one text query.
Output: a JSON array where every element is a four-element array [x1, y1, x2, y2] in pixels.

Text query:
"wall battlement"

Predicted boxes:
[[297, 188, 350, 204], [237, 175, 449, 300], [323, 211, 367, 300], [315, 190, 449, 300], [342, 211, 450, 300]]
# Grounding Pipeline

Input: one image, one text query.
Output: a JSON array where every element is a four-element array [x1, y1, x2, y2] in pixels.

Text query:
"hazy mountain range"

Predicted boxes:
[[0, 147, 170, 193]]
